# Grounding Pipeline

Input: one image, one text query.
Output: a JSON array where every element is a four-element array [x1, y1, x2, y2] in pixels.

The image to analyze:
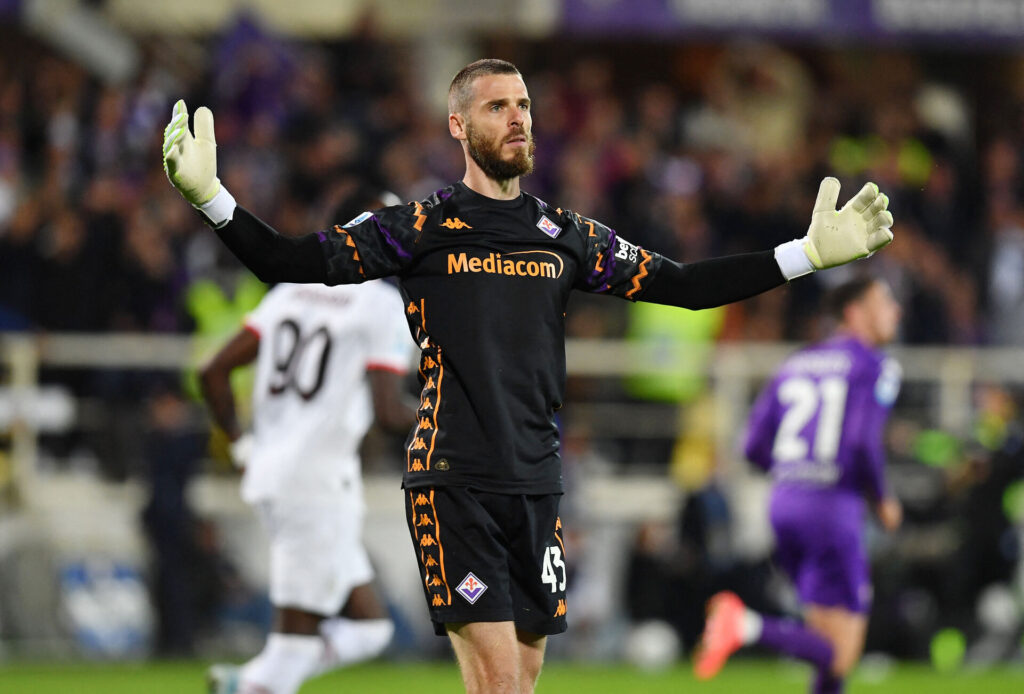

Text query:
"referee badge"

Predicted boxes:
[[456, 572, 488, 604], [536, 216, 561, 238]]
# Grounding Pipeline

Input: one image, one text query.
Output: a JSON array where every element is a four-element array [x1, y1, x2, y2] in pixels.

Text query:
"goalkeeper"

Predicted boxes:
[[163, 59, 893, 694]]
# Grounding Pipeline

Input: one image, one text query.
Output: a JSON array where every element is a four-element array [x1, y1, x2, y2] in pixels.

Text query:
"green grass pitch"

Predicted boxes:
[[0, 660, 1022, 693]]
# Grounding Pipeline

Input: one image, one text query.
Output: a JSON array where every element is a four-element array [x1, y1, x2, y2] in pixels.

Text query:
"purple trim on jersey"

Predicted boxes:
[[316, 230, 327, 242], [373, 216, 412, 259], [437, 187, 454, 201], [589, 229, 618, 289]]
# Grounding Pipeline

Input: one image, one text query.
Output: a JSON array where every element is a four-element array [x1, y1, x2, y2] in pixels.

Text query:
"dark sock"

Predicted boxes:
[[756, 616, 834, 673], [812, 669, 844, 694]]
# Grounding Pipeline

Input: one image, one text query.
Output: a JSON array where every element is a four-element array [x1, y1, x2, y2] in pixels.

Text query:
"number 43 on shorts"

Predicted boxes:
[[541, 546, 566, 593]]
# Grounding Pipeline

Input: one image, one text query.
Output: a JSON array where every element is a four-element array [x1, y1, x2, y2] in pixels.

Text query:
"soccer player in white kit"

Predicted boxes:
[[199, 192, 415, 694]]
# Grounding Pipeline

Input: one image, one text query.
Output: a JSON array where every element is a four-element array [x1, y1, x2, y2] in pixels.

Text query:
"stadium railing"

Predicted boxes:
[[1, 333, 1022, 657]]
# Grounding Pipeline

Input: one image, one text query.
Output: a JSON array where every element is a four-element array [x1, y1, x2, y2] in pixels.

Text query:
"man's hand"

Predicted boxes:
[[804, 177, 894, 270], [229, 432, 253, 470], [875, 496, 903, 532], [163, 99, 220, 206]]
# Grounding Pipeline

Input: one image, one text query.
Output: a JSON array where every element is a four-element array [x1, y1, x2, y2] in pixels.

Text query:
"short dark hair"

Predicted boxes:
[[448, 59, 522, 115], [824, 275, 879, 321]]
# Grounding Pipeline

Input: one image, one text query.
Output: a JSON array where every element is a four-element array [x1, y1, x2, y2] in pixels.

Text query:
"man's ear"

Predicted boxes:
[[449, 112, 466, 141]]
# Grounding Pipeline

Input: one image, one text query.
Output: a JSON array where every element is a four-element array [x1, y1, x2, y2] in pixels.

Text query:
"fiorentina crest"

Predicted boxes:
[[536, 216, 561, 238], [456, 572, 488, 604]]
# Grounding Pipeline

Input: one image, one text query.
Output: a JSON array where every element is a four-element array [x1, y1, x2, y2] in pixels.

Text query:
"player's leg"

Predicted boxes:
[[515, 629, 547, 693], [448, 621, 525, 693], [317, 583, 394, 668], [404, 488, 562, 694], [797, 515, 871, 693], [226, 606, 327, 694], [805, 604, 868, 691], [696, 501, 840, 681], [212, 500, 352, 694], [504, 494, 565, 693], [694, 591, 835, 682]]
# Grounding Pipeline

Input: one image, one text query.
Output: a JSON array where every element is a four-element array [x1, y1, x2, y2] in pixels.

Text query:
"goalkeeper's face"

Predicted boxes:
[[459, 74, 535, 181]]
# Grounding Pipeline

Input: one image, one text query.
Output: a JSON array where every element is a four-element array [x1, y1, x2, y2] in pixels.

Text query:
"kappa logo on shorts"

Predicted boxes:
[[536, 215, 561, 238], [456, 572, 488, 604]]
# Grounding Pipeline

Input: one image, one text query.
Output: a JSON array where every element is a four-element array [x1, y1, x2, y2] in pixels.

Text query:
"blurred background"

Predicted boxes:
[[1, 0, 1024, 679]]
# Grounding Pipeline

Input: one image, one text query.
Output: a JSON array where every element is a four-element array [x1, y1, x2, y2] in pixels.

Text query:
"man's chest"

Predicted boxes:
[[403, 209, 581, 293]]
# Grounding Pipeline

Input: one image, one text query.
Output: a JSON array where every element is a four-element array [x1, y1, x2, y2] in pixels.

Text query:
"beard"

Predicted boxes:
[[466, 121, 536, 181]]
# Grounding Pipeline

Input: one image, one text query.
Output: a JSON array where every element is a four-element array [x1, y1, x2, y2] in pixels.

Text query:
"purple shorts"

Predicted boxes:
[[769, 486, 871, 613]]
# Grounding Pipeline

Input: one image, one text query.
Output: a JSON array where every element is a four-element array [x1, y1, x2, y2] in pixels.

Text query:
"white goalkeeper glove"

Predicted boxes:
[[163, 100, 236, 224], [775, 177, 894, 280], [229, 432, 253, 470]]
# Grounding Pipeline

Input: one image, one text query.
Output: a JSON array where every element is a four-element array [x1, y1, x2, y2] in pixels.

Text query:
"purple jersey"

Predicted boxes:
[[744, 335, 901, 502], [744, 335, 900, 612]]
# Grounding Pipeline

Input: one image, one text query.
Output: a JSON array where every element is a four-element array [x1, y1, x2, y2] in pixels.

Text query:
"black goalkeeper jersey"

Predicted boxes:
[[212, 180, 785, 494], [317, 182, 661, 494]]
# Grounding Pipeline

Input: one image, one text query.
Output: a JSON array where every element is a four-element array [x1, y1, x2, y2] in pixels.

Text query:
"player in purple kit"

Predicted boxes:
[[695, 276, 903, 694]]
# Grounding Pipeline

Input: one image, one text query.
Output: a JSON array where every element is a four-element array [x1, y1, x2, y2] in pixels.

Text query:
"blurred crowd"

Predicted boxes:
[[1, 19, 1024, 347]]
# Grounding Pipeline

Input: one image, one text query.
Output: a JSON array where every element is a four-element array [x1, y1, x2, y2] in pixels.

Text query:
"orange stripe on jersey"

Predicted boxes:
[[429, 489, 452, 605], [408, 298, 442, 474], [413, 202, 427, 232], [553, 517, 566, 559], [625, 249, 652, 300], [424, 343, 443, 472], [332, 225, 365, 276]]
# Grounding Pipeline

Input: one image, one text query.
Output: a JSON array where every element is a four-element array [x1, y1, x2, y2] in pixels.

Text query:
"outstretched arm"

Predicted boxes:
[[578, 177, 893, 308], [164, 100, 413, 285], [212, 206, 329, 284], [639, 177, 893, 309], [163, 99, 330, 284], [639, 250, 784, 310]]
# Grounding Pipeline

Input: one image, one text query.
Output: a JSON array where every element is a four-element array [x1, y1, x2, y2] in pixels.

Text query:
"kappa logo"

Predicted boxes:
[[536, 215, 561, 238], [440, 217, 472, 230], [456, 572, 488, 604]]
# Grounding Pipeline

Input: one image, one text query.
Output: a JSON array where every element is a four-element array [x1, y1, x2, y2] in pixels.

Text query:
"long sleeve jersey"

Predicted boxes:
[[212, 181, 787, 493]]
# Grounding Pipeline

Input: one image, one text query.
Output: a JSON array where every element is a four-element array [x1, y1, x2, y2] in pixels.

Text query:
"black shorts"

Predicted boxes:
[[404, 486, 568, 637]]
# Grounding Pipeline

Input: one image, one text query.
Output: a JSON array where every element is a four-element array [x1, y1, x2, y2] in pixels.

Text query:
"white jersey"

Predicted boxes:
[[240, 280, 413, 503]]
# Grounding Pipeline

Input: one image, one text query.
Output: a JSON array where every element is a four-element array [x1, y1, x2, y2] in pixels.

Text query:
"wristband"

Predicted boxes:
[[774, 237, 816, 280], [198, 185, 236, 228]]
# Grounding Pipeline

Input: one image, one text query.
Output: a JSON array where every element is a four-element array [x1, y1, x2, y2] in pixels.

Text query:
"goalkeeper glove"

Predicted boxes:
[[163, 99, 222, 206], [775, 177, 894, 280], [805, 177, 893, 268]]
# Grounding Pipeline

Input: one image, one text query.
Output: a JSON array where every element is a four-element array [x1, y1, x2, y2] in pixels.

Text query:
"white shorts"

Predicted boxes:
[[254, 497, 374, 615]]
